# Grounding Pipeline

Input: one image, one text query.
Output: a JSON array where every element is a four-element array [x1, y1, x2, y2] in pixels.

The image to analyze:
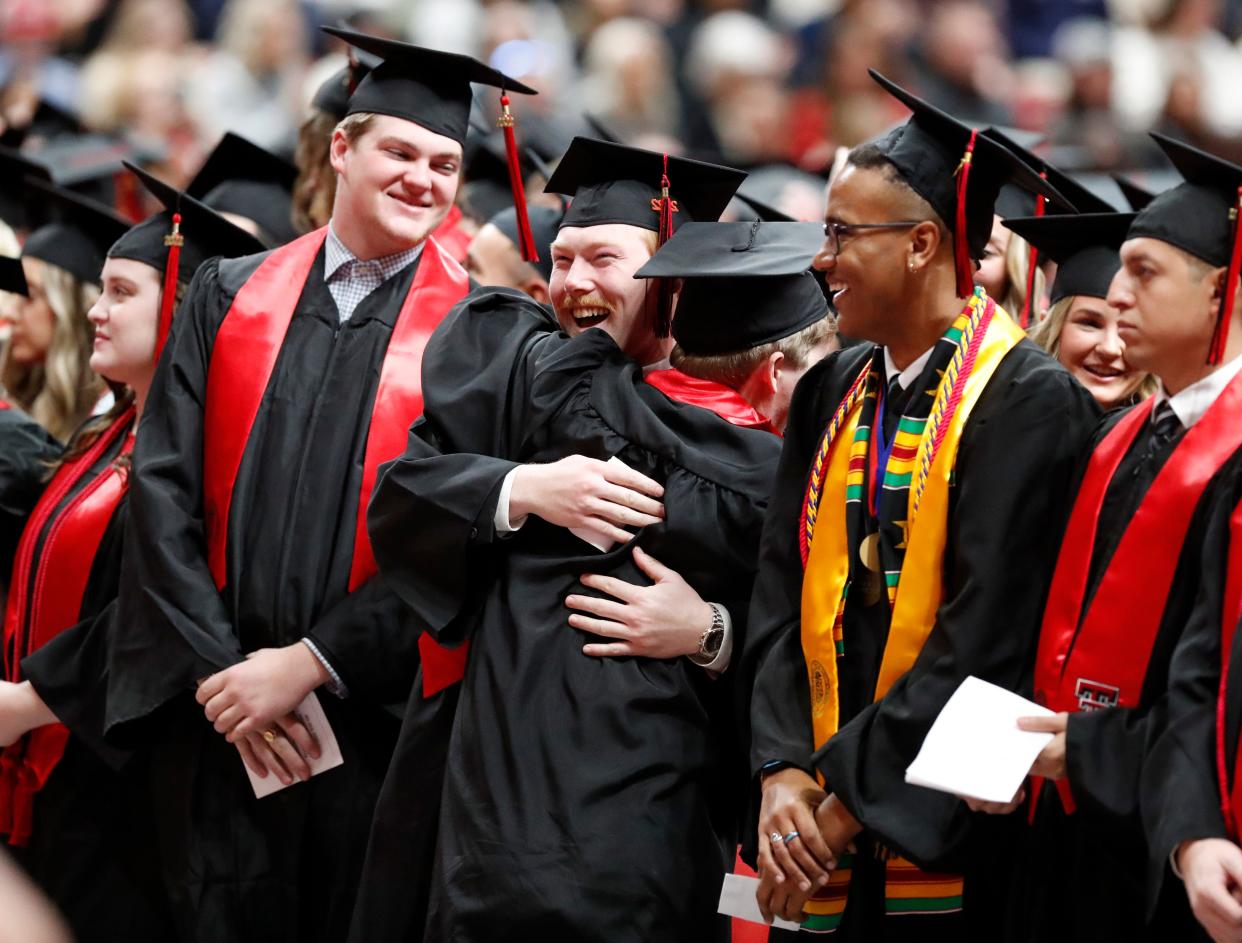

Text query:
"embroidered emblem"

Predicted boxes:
[[1074, 678, 1120, 711]]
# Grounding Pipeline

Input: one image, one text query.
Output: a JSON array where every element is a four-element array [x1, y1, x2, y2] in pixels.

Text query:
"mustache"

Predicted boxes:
[[561, 296, 613, 312]]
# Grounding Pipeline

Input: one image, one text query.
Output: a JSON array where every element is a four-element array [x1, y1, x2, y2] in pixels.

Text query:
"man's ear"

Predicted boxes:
[[1212, 265, 1230, 308], [329, 129, 350, 177], [766, 349, 785, 394], [909, 220, 941, 268], [524, 278, 551, 304]]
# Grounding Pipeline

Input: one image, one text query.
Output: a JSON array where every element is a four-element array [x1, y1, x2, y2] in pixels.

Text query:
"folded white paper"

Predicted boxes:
[[569, 457, 636, 553], [245, 691, 344, 799], [905, 675, 1055, 804], [717, 874, 802, 931]]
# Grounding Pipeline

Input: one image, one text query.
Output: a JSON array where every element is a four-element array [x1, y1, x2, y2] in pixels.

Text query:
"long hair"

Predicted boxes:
[[292, 110, 338, 234], [1032, 294, 1157, 405], [0, 258, 103, 442]]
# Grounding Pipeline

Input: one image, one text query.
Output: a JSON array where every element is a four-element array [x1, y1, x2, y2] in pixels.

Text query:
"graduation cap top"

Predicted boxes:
[[0, 256, 28, 297], [21, 179, 130, 286], [986, 128, 1117, 219], [320, 26, 536, 146], [488, 203, 565, 282], [1112, 174, 1156, 211], [546, 137, 747, 233], [732, 191, 795, 223], [1128, 133, 1242, 363], [634, 221, 828, 355], [188, 132, 298, 247], [865, 70, 1069, 297], [1003, 212, 1135, 305], [311, 48, 381, 121]]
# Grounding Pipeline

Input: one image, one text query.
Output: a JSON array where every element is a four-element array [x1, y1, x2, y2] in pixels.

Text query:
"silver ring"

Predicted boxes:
[[783, 830, 801, 844], [769, 831, 784, 844]]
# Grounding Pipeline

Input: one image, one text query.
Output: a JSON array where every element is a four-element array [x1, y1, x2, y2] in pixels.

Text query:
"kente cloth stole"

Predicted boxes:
[[1034, 369, 1242, 814], [645, 368, 779, 434], [201, 228, 471, 699], [795, 290, 1024, 932], [0, 408, 135, 845]]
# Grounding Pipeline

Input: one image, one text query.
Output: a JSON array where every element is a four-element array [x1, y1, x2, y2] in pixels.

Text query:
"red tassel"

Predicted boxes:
[[497, 94, 538, 263], [953, 129, 978, 299], [1209, 186, 1242, 365], [1020, 182, 1047, 329], [154, 212, 183, 365], [655, 154, 675, 337]]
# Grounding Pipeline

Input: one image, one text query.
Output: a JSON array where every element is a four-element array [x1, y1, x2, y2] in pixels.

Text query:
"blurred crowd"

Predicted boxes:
[[5, 0, 1242, 217]]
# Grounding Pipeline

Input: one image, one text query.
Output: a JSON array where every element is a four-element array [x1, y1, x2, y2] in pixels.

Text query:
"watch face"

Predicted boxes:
[[703, 627, 724, 656]]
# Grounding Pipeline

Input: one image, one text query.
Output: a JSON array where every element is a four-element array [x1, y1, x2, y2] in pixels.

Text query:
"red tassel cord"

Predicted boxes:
[[953, 129, 978, 299], [497, 94, 538, 263], [1209, 186, 1242, 365], [655, 154, 676, 337], [154, 212, 183, 365], [1020, 181, 1047, 329]]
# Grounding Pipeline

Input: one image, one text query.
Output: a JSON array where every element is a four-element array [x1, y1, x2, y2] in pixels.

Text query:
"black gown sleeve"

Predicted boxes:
[[106, 259, 244, 732], [817, 349, 1100, 867], [1140, 462, 1242, 906], [367, 288, 559, 646], [0, 407, 60, 572]]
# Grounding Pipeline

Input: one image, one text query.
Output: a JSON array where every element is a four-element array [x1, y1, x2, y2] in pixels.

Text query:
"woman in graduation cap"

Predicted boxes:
[[0, 183, 118, 442], [1013, 213, 1155, 409], [0, 175, 263, 943]]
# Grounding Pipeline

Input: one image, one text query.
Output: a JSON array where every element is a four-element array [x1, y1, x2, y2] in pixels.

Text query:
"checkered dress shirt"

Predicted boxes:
[[323, 226, 423, 323]]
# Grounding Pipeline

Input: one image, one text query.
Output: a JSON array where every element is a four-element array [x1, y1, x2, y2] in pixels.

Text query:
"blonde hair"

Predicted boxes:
[[334, 111, 376, 146], [292, 110, 338, 233], [671, 316, 838, 389], [1, 259, 103, 442], [999, 230, 1046, 326], [1032, 294, 1157, 403]]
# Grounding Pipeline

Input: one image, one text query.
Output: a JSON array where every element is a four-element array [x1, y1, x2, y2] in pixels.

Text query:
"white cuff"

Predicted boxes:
[[690, 603, 733, 673], [494, 467, 528, 536]]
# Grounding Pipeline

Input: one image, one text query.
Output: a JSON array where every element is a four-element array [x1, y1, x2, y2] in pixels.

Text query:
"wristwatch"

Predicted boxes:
[[692, 603, 726, 665]]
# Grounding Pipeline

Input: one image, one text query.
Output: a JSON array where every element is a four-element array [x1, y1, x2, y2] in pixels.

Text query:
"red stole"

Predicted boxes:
[[201, 228, 471, 699], [645, 368, 779, 435], [431, 204, 472, 265], [1034, 371, 1242, 812], [0, 407, 135, 845], [1217, 498, 1242, 837]]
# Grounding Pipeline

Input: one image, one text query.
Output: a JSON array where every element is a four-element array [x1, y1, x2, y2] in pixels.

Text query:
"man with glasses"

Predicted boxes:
[[744, 71, 1098, 940]]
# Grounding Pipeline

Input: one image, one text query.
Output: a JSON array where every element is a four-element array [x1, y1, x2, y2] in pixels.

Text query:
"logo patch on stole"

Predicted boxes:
[[810, 660, 830, 718], [1074, 678, 1120, 712]]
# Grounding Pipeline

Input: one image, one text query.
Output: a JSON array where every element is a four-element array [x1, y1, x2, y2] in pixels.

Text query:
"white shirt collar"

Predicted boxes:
[[882, 345, 935, 391], [1153, 350, 1242, 429]]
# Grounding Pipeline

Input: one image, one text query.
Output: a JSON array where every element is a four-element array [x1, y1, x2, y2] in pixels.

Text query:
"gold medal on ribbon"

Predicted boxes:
[[859, 532, 881, 571]]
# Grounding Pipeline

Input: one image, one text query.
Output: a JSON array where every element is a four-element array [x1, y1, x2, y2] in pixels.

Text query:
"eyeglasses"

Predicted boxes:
[[822, 220, 925, 256]]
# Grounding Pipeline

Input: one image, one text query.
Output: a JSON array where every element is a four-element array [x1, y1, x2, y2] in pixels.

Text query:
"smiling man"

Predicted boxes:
[[744, 71, 1097, 940], [95, 27, 534, 943]]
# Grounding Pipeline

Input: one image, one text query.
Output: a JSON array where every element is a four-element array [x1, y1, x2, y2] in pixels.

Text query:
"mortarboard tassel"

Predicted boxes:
[[655, 154, 675, 337], [497, 94, 539, 264], [952, 129, 978, 299], [155, 212, 183, 364], [1020, 179, 1047, 329], [1209, 186, 1242, 366]]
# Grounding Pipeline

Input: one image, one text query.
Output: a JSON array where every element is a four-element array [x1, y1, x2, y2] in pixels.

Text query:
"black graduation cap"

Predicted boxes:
[[21, 178, 130, 286], [1112, 174, 1156, 211], [547, 137, 747, 233], [1003, 212, 1135, 305], [986, 128, 1117, 219], [488, 203, 564, 281], [461, 124, 535, 223], [187, 132, 298, 246], [0, 256, 28, 296], [865, 70, 1069, 297], [0, 99, 85, 148], [320, 26, 537, 146], [732, 191, 794, 223], [0, 146, 52, 229], [634, 221, 828, 355], [311, 48, 381, 121], [1129, 133, 1242, 363], [109, 161, 266, 363]]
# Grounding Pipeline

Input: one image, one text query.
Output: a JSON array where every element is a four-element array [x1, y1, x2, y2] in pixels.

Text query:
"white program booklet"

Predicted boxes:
[[904, 675, 1055, 804], [244, 691, 344, 799], [569, 456, 637, 553], [717, 874, 802, 931]]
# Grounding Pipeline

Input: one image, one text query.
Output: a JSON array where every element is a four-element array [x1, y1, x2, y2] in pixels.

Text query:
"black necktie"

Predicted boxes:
[[1137, 401, 1183, 472], [882, 374, 905, 443]]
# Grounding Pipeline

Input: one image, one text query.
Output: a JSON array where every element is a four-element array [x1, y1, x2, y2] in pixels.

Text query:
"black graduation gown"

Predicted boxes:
[[745, 341, 1099, 942], [363, 288, 782, 943], [1140, 448, 1242, 942], [100, 248, 427, 943], [11, 421, 174, 943], [0, 406, 59, 587], [1003, 407, 1221, 942]]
